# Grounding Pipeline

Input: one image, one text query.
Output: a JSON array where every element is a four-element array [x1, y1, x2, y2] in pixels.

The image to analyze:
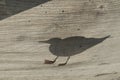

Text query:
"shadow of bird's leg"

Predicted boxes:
[[58, 56, 70, 66], [44, 56, 58, 64]]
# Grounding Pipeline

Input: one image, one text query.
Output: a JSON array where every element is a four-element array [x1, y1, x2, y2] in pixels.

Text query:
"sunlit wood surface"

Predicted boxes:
[[0, 0, 120, 80]]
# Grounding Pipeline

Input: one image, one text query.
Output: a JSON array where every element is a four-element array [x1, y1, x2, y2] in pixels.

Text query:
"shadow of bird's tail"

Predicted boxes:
[[102, 35, 111, 40], [97, 35, 111, 43], [91, 35, 111, 44]]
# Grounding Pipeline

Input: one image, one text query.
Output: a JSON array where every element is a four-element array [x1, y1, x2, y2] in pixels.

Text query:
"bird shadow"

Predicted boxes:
[[0, 0, 51, 20], [40, 35, 110, 57]]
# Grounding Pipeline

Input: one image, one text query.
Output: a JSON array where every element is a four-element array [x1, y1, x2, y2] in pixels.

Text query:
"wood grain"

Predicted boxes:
[[0, 0, 120, 80]]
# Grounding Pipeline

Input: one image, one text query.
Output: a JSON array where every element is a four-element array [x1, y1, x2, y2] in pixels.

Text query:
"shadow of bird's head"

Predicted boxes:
[[39, 38, 62, 44]]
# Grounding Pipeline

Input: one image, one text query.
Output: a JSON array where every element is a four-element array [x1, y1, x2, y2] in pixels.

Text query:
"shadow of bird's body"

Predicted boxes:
[[39, 35, 110, 66], [50, 37, 86, 56], [49, 36, 109, 56]]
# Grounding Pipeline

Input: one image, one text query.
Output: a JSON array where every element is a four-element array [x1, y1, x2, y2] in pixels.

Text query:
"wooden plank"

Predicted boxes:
[[0, 0, 120, 80]]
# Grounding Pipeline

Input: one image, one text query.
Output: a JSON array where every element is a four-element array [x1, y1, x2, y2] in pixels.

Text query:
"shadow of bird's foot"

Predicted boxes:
[[58, 63, 67, 66], [44, 60, 55, 64]]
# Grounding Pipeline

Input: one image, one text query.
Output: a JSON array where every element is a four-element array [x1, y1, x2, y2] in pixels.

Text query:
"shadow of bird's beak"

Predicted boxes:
[[38, 40, 49, 43]]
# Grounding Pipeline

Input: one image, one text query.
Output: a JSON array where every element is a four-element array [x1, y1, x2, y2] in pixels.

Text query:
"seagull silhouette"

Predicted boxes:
[[39, 35, 110, 66]]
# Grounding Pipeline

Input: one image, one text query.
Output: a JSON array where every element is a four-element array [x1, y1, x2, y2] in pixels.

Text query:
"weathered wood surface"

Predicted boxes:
[[0, 0, 120, 80]]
